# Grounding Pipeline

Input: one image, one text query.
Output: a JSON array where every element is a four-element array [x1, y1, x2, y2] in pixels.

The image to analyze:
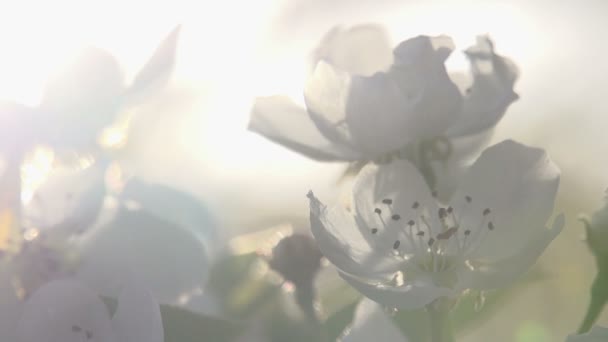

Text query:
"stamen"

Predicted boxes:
[[437, 227, 458, 240], [374, 208, 382, 214]]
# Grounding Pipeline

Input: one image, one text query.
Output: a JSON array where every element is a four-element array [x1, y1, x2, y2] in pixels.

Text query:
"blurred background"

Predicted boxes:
[[1, 0, 607, 341]]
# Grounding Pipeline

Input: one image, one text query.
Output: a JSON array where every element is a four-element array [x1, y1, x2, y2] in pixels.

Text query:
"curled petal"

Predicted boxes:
[[450, 140, 559, 261], [17, 279, 116, 342], [340, 298, 408, 342], [340, 272, 453, 310], [250, 95, 361, 161], [457, 214, 564, 291], [446, 36, 519, 137], [313, 24, 393, 76]]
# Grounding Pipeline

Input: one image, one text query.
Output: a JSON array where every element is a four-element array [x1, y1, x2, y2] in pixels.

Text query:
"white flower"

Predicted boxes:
[[0, 25, 180, 151], [250, 25, 518, 162], [567, 326, 608, 342], [15, 278, 163, 342], [339, 298, 408, 342], [308, 140, 563, 309]]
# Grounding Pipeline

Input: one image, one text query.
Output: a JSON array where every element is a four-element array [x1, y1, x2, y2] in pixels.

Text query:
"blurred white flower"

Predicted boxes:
[[0, 25, 180, 152], [16, 278, 163, 342], [250, 25, 518, 162], [339, 298, 408, 342], [308, 140, 562, 309], [567, 326, 608, 342]]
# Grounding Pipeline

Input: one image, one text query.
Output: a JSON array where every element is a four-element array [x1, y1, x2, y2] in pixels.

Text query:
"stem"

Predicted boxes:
[[427, 301, 455, 342], [577, 269, 608, 334]]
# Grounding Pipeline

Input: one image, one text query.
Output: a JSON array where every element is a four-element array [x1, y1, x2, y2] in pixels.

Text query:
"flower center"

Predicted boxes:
[[369, 194, 495, 273]]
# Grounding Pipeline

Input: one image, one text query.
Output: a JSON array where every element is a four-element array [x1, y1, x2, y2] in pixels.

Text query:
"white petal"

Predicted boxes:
[[312, 24, 393, 76], [450, 140, 560, 261], [249, 95, 361, 160], [352, 160, 440, 254], [39, 48, 126, 148], [567, 326, 608, 342], [305, 35, 462, 157], [17, 279, 116, 342], [340, 272, 452, 310], [340, 298, 408, 342], [308, 192, 401, 281], [457, 214, 564, 291], [127, 25, 180, 104], [446, 36, 519, 137], [75, 209, 209, 304], [112, 282, 164, 342]]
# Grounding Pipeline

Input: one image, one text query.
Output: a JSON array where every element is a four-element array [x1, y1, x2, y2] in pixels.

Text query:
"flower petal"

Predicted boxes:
[[127, 25, 181, 104], [450, 140, 560, 261], [112, 282, 164, 342], [17, 279, 116, 342], [305, 35, 461, 157], [308, 191, 401, 281], [446, 36, 519, 137], [39, 48, 126, 148], [567, 325, 608, 342], [249, 95, 361, 160], [457, 214, 563, 291], [312, 24, 393, 76], [340, 272, 452, 310], [352, 159, 440, 255], [75, 209, 209, 305], [340, 298, 408, 342]]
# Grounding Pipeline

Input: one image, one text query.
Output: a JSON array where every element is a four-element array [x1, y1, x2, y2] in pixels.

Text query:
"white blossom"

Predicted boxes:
[[308, 140, 562, 309]]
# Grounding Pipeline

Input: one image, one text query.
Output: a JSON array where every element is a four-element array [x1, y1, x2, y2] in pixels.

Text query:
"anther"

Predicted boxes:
[[382, 198, 393, 205], [416, 231, 425, 236], [464, 230, 471, 236], [447, 206, 453, 214], [432, 190, 438, 198], [437, 227, 458, 240], [465, 195, 472, 203], [428, 238, 435, 247], [393, 240, 401, 249], [72, 325, 82, 332], [438, 208, 447, 219], [483, 208, 491, 216], [488, 222, 495, 230], [391, 214, 401, 221], [374, 208, 382, 214], [412, 201, 420, 209], [86, 331, 93, 339], [408, 220, 415, 226], [371, 228, 378, 234]]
